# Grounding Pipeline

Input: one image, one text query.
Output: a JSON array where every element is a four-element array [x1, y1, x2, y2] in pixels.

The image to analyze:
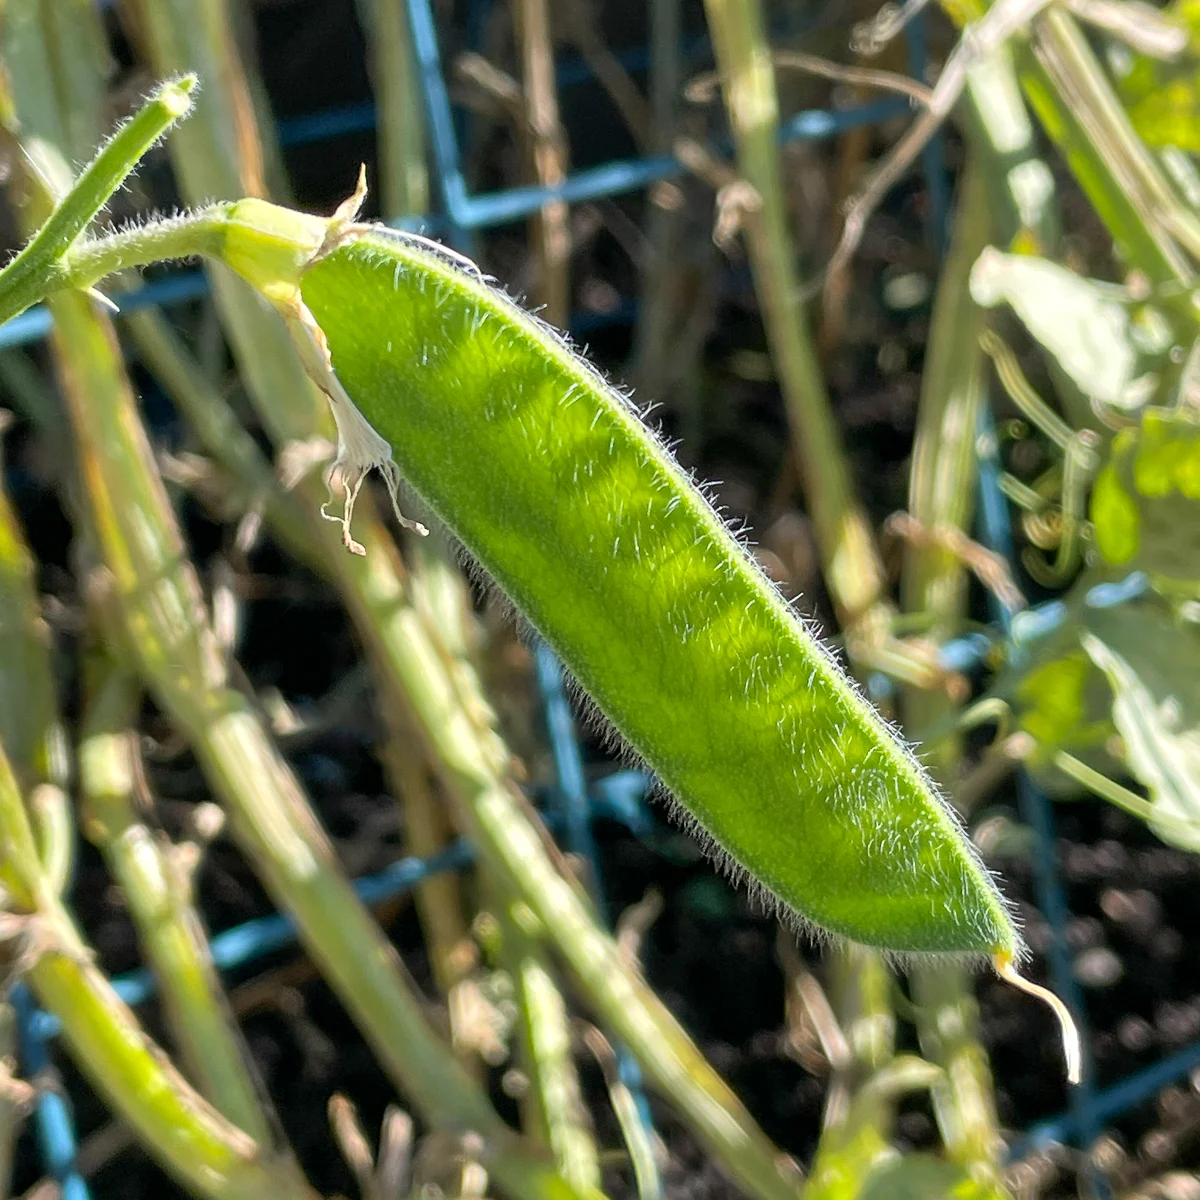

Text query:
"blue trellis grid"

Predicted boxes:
[[0, 2, 1191, 1196]]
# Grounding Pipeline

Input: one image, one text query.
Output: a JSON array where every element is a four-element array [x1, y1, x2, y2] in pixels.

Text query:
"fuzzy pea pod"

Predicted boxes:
[[44, 186, 1019, 958], [279, 225, 1017, 959]]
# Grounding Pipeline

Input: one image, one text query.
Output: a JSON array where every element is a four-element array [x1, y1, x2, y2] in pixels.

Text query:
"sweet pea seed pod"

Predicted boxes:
[[286, 230, 1018, 957]]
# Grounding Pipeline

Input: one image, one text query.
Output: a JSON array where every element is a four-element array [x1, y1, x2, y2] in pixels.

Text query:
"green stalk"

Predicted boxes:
[[354, 0, 430, 217], [823, 945, 897, 1144], [700, 0, 888, 629], [497, 895, 603, 1193], [2, 205, 230, 322], [0, 732, 313, 1200], [0, 462, 63, 1195], [581, 1025, 663, 1200], [79, 657, 279, 1145], [0, 453, 70, 881], [947, 1, 1192, 293], [0, 75, 194, 325], [901, 161, 1008, 1194]]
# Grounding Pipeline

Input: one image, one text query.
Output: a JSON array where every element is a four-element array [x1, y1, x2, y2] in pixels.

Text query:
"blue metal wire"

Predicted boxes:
[[1016, 1040, 1200, 1159], [12, 985, 90, 1200], [532, 642, 656, 1133], [976, 411, 1111, 1195]]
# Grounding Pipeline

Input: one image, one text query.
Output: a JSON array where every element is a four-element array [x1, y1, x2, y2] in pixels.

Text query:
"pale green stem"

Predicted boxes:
[[0, 206, 231, 325], [900, 160, 1008, 1190], [1053, 750, 1200, 838], [0, 76, 194, 324], [701, 0, 888, 628], [355, 0, 430, 217], [581, 1025, 662, 1200], [0, 732, 313, 1200], [498, 895, 603, 1193], [501, 11, 605, 1175], [823, 946, 897, 1147], [0, 469, 71, 894], [979, 330, 1075, 452], [79, 660, 280, 1145]]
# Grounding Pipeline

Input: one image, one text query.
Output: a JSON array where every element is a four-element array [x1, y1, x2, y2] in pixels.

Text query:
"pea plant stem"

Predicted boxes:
[[496, 891, 603, 1193], [700, 0, 888, 631], [0, 76, 195, 328], [0, 731, 313, 1200], [901, 160, 1008, 1189], [78, 658, 280, 1146], [0, 450, 70, 882]]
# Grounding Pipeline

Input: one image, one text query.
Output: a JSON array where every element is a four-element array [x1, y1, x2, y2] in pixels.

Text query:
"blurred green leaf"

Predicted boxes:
[[1090, 408, 1200, 583], [858, 1154, 1003, 1200], [1015, 651, 1101, 756], [970, 248, 1162, 413], [1112, 0, 1200, 150], [1083, 601, 1200, 850], [1091, 445, 1141, 565], [1008, 579, 1200, 848]]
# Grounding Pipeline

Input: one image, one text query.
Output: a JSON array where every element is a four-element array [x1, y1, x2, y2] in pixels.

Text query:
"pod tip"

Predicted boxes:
[[994, 952, 1081, 1085]]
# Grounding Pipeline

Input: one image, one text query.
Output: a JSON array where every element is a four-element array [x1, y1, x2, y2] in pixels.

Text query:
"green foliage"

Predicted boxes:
[[1110, 0, 1200, 151], [1083, 601, 1200, 850], [1006, 586, 1200, 850], [1090, 408, 1200, 585], [970, 248, 1167, 415]]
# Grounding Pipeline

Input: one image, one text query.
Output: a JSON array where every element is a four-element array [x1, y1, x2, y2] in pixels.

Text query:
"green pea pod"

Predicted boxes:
[[283, 229, 1017, 959]]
